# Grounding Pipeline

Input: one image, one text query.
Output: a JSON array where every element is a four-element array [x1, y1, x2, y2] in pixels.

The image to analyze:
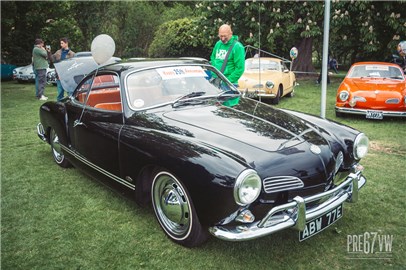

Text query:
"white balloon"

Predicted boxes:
[[91, 34, 116, 65]]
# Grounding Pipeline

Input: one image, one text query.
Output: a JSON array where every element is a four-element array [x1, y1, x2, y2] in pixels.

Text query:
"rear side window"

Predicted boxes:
[[74, 74, 122, 112]]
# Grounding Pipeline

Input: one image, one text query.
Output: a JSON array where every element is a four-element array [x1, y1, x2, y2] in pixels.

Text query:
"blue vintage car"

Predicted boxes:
[[1, 62, 17, 81], [37, 57, 369, 247]]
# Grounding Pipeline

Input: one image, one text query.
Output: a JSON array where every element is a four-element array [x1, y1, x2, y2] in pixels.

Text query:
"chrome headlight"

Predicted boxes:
[[339, 90, 350, 101], [234, 169, 262, 206], [265, 81, 274, 89], [353, 133, 369, 160]]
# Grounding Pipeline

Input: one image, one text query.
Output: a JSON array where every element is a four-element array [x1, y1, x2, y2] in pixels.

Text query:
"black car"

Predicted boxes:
[[37, 58, 369, 247]]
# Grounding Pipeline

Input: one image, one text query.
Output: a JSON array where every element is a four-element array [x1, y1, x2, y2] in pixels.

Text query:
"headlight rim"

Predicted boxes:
[[353, 133, 369, 160], [233, 169, 262, 206], [339, 90, 350, 101]]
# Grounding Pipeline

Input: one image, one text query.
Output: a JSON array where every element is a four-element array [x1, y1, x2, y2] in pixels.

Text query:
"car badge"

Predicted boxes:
[[310, 144, 321, 155]]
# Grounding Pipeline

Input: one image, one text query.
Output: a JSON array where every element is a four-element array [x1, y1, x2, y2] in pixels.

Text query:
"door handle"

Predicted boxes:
[[73, 119, 86, 128]]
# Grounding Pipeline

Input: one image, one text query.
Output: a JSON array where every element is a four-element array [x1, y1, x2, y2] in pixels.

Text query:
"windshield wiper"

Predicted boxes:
[[217, 90, 240, 100], [172, 91, 206, 108]]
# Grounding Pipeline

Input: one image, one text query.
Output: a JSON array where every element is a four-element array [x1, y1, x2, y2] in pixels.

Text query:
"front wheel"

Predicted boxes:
[[271, 85, 282, 105], [151, 170, 208, 247], [50, 128, 71, 168]]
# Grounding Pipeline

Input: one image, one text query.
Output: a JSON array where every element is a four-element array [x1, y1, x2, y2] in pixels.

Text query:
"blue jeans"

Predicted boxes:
[[36, 69, 47, 98], [34, 69, 39, 97], [56, 79, 64, 101]]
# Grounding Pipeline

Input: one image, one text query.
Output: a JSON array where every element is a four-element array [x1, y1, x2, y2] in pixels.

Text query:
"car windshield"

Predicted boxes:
[[125, 65, 235, 110], [348, 65, 404, 80], [245, 59, 280, 71]]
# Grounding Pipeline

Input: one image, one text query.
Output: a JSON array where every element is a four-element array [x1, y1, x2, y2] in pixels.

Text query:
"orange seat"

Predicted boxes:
[[78, 88, 121, 107], [94, 102, 122, 111]]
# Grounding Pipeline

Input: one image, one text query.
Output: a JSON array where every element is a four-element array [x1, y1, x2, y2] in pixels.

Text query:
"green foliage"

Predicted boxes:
[[160, 2, 194, 22], [104, 2, 164, 58], [1, 1, 405, 68], [148, 18, 211, 58]]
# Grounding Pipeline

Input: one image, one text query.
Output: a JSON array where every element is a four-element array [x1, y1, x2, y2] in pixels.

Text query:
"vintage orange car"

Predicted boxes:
[[335, 62, 406, 119], [238, 57, 296, 104]]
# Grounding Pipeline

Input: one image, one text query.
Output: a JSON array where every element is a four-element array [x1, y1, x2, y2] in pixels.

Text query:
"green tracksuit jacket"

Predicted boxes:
[[210, 35, 245, 84]]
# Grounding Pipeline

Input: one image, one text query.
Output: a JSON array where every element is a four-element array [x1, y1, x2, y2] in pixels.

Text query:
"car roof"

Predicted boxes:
[[246, 57, 282, 62], [99, 58, 210, 73], [351, 61, 401, 68]]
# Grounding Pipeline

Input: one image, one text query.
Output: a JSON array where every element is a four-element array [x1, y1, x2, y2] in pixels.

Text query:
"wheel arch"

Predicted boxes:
[[130, 140, 247, 226]]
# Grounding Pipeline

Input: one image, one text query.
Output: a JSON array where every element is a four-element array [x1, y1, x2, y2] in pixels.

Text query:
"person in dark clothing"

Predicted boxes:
[[316, 57, 331, 84], [329, 57, 338, 73]]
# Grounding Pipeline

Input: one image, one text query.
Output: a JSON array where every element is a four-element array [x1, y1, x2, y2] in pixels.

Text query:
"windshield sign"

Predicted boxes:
[[126, 65, 235, 110]]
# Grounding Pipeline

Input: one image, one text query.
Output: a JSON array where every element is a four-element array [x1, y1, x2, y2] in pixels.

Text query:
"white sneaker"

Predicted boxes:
[[39, 95, 48, 101]]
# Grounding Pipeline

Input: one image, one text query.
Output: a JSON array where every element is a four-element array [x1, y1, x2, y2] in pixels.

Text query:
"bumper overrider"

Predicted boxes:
[[37, 123, 47, 142], [209, 169, 366, 241]]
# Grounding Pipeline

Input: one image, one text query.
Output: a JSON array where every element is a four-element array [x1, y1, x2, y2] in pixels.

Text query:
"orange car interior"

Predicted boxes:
[[77, 75, 122, 112]]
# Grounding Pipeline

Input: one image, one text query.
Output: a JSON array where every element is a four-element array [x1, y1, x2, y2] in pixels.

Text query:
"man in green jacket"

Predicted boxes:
[[210, 24, 245, 85], [32, 38, 49, 100]]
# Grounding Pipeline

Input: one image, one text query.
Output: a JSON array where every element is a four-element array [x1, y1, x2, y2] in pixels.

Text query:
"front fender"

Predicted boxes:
[[119, 127, 247, 225], [39, 102, 69, 146]]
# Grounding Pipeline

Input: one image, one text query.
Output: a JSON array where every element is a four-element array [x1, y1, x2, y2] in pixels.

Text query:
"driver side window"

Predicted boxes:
[[75, 74, 122, 112]]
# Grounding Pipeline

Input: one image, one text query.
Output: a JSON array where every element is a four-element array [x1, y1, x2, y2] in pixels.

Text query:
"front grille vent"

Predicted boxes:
[[385, 98, 400, 104], [263, 176, 304, 194]]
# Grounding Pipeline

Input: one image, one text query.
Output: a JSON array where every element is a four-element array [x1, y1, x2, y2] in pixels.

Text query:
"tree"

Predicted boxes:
[[329, 1, 406, 65], [1, 1, 73, 65], [195, 1, 324, 74], [148, 18, 211, 58]]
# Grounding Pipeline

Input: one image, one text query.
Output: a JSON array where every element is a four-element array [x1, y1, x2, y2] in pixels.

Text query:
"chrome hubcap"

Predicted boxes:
[[153, 174, 191, 237]]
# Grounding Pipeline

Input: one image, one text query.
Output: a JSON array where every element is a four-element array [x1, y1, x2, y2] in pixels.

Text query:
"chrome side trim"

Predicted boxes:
[[209, 169, 366, 241], [335, 106, 406, 117], [60, 144, 135, 190]]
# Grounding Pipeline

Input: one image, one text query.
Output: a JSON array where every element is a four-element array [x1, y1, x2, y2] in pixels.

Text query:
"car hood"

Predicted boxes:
[[238, 71, 283, 85], [344, 78, 405, 94], [55, 56, 121, 93], [16, 64, 34, 74], [162, 98, 327, 153]]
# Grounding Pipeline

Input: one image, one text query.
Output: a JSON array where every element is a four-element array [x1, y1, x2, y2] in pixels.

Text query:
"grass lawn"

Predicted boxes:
[[1, 76, 405, 270]]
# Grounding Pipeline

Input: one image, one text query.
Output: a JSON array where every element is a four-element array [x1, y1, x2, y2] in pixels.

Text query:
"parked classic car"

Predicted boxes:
[[37, 58, 369, 247], [335, 61, 406, 119], [1, 60, 17, 81], [238, 57, 296, 104], [13, 64, 54, 84]]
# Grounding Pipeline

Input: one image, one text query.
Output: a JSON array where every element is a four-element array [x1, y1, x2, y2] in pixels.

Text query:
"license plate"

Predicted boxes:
[[366, 110, 383, 120], [299, 204, 343, 241]]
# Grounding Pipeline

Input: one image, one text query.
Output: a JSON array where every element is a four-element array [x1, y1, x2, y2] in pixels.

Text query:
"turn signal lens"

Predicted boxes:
[[235, 210, 255, 223]]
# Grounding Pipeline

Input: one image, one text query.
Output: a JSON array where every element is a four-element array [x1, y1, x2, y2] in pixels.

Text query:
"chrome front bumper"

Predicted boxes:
[[243, 90, 276, 99], [335, 106, 406, 117], [209, 171, 366, 241]]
